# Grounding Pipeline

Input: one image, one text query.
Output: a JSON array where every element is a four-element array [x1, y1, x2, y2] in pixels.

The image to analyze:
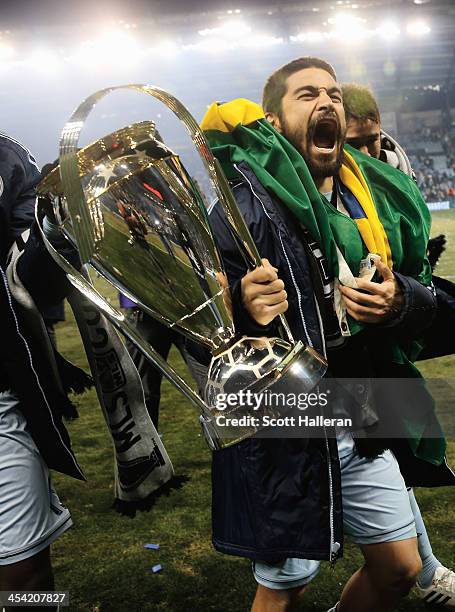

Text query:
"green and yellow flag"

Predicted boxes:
[[201, 98, 432, 288]]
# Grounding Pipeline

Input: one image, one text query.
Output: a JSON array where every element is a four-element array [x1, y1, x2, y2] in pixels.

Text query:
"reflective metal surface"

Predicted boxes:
[[203, 338, 328, 443], [40, 121, 233, 350], [37, 85, 328, 450]]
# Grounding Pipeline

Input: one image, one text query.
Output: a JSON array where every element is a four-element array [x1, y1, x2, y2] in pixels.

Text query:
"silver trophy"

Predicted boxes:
[[38, 85, 327, 449]]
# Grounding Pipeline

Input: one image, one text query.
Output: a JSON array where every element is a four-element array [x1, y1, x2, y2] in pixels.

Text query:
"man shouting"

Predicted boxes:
[[200, 57, 454, 611]]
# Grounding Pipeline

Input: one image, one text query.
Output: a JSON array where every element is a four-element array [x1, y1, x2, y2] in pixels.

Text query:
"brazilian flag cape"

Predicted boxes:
[[201, 98, 445, 466]]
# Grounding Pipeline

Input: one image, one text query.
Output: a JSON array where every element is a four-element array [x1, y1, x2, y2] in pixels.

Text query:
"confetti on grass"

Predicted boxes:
[[144, 543, 160, 550], [151, 564, 163, 573]]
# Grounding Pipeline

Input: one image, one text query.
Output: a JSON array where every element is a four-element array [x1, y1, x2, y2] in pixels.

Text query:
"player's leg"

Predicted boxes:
[[408, 488, 455, 606], [334, 436, 420, 611], [406, 488, 440, 586], [251, 558, 320, 612], [1, 546, 54, 612], [337, 538, 421, 611], [0, 391, 72, 611]]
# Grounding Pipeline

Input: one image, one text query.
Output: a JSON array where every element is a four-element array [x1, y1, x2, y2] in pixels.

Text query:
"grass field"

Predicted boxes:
[[51, 210, 455, 611]]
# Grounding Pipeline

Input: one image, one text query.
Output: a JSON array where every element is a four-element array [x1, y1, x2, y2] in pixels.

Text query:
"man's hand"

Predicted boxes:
[[241, 258, 288, 326], [339, 259, 404, 324]]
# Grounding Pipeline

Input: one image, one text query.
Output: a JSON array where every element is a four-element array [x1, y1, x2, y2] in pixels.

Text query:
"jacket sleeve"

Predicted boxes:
[[209, 191, 279, 338], [418, 276, 455, 360], [0, 143, 72, 310], [16, 219, 80, 312], [5, 147, 41, 243], [381, 268, 437, 339]]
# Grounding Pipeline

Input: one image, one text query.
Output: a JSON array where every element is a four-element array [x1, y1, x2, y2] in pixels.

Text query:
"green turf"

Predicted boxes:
[[51, 210, 455, 611]]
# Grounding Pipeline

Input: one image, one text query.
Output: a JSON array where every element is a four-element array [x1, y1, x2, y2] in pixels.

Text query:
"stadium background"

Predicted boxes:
[[1, 0, 454, 610]]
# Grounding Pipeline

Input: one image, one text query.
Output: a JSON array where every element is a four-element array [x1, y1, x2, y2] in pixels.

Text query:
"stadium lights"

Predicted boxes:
[[0, 44, 15, 60], [0, 12, 437, 72], [290, 31, 327, 43], [328, 13, 368, 41], [406, 20, 431, 35], [198, 27, 215, 36], [376, 21, 401, 41], [225, 21, 252, 38], [186, 28, 282, 52], [68, 40, 98, 69], [193, 19, 268, 51], [242, 35, 283, 48], [184, 38, 232, 53], [150, 40, 180, 57], [198, 21, 252, 39], [99, 28, 140, 51], [71, 29, 142, 68], [25, 49, 61, 74]]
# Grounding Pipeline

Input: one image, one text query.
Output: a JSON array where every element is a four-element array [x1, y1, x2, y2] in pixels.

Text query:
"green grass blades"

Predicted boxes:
[[51, 210, 455, 611]]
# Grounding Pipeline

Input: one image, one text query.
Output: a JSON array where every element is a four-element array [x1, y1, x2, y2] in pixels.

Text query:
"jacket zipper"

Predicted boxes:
[[325, 433, 340, 566], [277, 230, 313, 347], [313, 297, 327, 358], [313, 280, 336, 561]]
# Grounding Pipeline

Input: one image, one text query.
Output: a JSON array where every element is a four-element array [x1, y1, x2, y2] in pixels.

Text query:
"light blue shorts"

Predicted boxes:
[[0, 391, 72, 566], [253, 433, 416, 589]]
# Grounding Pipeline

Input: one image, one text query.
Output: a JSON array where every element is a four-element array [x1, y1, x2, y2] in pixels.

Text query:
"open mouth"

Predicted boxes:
[[312, 118, 338, 151]]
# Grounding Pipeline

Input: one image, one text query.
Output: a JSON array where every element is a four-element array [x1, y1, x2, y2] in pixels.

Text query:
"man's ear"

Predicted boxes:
[[265, 112, 282, 133]]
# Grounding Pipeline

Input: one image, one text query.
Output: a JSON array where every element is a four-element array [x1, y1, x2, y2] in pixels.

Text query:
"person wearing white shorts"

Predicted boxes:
[[0, 391, 72, 569], [253, 433, 417, 598], [0, 133, 81, 612]]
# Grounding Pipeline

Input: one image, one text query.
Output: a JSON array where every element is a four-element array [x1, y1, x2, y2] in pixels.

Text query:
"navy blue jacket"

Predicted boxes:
[[0, 133, 84, 480], [208, 161, 452, 563], [0, 134, 39, 262]]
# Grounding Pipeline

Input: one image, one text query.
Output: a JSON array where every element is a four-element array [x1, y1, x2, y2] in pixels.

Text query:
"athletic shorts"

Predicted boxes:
[[253, 433, 416, 589], [0, 390, 72, 566]]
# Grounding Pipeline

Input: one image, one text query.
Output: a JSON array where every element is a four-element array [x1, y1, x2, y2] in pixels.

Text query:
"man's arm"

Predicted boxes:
[[9, 155, 79, 310], [0, 144, 71, 310], [9, 153, 41, 242], [0, 143, 40, 245]]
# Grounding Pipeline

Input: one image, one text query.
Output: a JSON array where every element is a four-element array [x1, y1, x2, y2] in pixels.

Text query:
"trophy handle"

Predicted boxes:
[[58, 84, 295, 345]]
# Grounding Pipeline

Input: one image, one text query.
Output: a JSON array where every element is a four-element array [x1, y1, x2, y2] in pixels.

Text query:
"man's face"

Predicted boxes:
[[345, 117, 381, 159], [268, 67, 346, 180]]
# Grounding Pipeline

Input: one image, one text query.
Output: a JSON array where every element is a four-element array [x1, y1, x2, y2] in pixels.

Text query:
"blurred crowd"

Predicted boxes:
[[414, 164, 454, 203], [400, 124, 455, 203]]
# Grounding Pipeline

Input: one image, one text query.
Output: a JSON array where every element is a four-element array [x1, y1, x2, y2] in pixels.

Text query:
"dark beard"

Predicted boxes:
[[306, 150, 344, 180], [281, 115, 345, 180]]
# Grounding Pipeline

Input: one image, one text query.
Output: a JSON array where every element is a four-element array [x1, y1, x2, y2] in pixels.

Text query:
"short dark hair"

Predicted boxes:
[[341, 83, 380, 124], [262, 56, 337, 116]]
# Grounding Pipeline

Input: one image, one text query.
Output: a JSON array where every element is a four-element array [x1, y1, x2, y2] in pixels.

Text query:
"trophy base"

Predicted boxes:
[[202, 337, 327, 450]]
